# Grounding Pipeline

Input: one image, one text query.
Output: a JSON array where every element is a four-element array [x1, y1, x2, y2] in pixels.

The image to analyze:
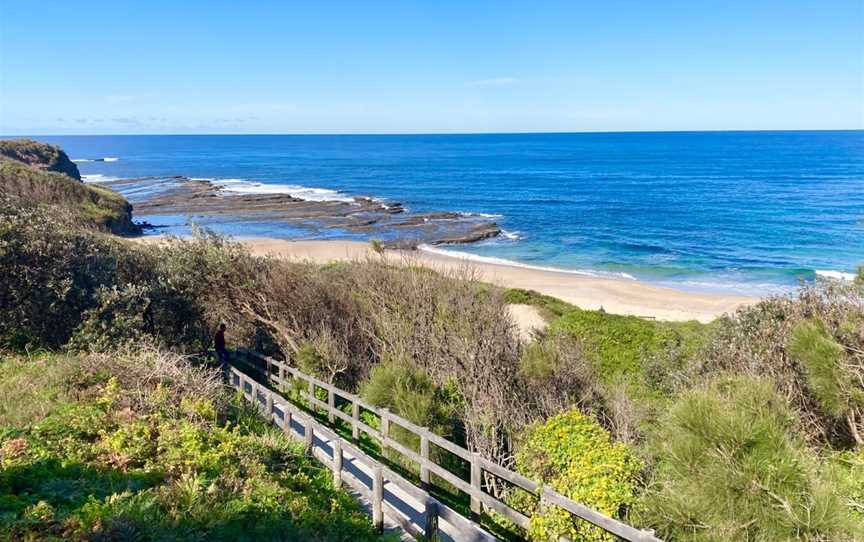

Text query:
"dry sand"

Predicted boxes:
[[136, 236, 758, 323]]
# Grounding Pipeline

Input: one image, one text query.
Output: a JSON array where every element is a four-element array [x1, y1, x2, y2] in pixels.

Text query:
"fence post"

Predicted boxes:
[[282, 406, 293, 437], [424, 498, 439, 541], [372, 466, 384, 533], [351, 400, 360, 441], [305, 418, 314, 455], [332, 440, 343, 489], [470, 452, 482, 519], [380, 408, 390, 455], [327, 388, 335, 424], [278, 363, 285, 386], [252, 381, 260, 410], [307, 380, 315, 411], [265, 390, 273, 418], [420, 433, 430, 490]]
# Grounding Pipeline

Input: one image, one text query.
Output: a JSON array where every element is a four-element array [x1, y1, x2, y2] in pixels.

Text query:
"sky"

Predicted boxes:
[[1, 1, 862, 134]]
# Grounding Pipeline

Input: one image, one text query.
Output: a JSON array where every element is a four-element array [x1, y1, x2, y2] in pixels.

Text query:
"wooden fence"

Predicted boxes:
[[230, 349, 662, 542]]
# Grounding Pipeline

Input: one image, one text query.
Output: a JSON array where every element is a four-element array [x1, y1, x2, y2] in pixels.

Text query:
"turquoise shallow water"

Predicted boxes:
[[37, 131, 864, 295]]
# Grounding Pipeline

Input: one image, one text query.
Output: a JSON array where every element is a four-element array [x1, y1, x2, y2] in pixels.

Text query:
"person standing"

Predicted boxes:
[[214, 323, 228, 365]]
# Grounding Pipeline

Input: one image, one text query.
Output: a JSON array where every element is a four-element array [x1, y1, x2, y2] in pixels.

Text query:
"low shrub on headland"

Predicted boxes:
[[0, 156, 139, 235]]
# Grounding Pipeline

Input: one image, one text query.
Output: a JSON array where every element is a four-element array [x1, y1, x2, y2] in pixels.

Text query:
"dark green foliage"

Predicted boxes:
[[0, 206, 205, 351], [638, 376, 860, 541], [360, 357, 458, 432]]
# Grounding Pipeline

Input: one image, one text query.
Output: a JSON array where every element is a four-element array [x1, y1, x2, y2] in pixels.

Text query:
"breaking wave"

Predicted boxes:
[[418, 244, 637, 280]]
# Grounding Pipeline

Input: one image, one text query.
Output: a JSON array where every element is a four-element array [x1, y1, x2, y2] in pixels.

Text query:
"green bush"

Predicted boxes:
[[699, 281, 864, 447], [512, 409, 642, 542], [550, 307, 707, 383], [789, 318, 864, 422], [0, 160, 138, 234], [361, 357, 445, 428], [638, 375, 860, 541]]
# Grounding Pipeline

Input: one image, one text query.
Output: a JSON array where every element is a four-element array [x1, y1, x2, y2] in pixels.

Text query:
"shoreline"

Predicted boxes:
[[136, 236, 759, 322]]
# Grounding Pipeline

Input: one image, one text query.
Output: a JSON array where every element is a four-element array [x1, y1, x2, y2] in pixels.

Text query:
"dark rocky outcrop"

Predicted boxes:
[[102, 175, 501, 246], [0, 139, 81, 180]]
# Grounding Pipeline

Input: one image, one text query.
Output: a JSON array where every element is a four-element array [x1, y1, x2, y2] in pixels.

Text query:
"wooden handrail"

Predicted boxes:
[[227, 363, 490, 541], [231, 348, 662, 542]]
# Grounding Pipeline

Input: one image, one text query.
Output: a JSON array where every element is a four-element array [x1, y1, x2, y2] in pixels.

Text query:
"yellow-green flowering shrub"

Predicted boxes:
[[513, 409, 642, 541]]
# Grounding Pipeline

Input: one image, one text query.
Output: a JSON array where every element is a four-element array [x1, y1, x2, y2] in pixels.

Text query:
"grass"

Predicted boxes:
[[0, 352, 85, 427], [0, 350, 391, 542]]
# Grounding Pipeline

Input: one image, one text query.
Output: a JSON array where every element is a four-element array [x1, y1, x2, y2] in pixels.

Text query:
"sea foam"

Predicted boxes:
[[418, 244, 637, 280], [72, 157, 119, 163], [212, 178, 355, 203], [815, 269, 857, 281], [82, 174, 119, 182]]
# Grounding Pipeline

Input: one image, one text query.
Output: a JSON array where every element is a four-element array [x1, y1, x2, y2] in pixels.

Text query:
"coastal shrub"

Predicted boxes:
[[0, 201, 149, 349], [789, 319, 864, 439], [511, 409, 642, 542], [0, 348, 386, 541], [518, 334, 603, 421], [0, 159, 138, 234], [697, 281, 864, 447], [638, 375, 860, 542], [360, 357, 442, 427], [550, 307, 708, 384]]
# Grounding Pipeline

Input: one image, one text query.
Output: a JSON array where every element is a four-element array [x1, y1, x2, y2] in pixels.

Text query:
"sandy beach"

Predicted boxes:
[[137, 236, 758, 323]]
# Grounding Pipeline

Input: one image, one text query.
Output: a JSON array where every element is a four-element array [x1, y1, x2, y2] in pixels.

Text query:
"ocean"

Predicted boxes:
[[37, 131, 864, 296]]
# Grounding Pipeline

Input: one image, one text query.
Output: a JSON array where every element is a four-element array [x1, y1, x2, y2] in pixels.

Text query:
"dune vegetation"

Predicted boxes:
[[1, 142, 862, 541], [0, 140, 139, 235]]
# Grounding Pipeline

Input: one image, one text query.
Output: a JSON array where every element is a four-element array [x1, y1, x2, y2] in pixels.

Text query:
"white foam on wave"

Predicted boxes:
[[212, 178, 356, 203], [72, 157, 119, 163], [418, 244, 637, 280], [82, 174, 119, 182], [500, 230, 523, 241], [459, 211, 503, 219], [816, 269, 857, 281]]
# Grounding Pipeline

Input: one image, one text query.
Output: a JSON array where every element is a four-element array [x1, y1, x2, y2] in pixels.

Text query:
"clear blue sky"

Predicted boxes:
[[1, 1, 862, 134]]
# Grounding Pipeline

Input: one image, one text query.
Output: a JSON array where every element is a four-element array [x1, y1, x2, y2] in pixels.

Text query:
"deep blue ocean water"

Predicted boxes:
[[36, 131, 864, 295]]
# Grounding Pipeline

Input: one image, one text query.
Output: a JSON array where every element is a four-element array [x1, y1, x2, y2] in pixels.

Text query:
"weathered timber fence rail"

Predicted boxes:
[[229, 349, 662, 542], [227, 361, 492, 541]]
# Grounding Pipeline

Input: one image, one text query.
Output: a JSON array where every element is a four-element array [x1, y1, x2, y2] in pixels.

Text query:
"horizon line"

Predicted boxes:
[[2, 128, 863, 138]]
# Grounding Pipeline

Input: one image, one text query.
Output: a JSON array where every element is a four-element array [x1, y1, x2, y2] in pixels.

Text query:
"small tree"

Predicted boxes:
[[639, 375, 860, 541]]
